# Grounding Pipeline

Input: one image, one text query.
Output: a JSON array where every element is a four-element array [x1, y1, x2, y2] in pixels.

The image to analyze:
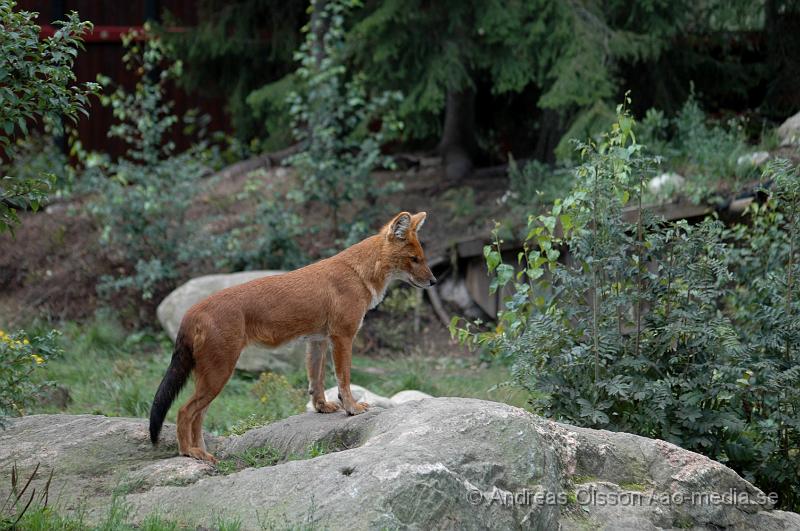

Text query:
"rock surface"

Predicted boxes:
[[778, 111, 800, 147], [156, 270, 306, 373], [648, 172, 685, 196], [304, 384, 432, 412], [2, 399, 799, 530], [737, 150, 771, 167]]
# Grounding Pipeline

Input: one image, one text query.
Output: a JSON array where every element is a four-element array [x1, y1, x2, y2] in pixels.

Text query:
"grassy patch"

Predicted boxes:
[[216, 440, 336, 475], [24, 316, 297, 435], [24, 315, 531, 436], [305, 440, 333, 459], [216, 446, 282, 475], [349, 355, 531, 409], [9, 502, 244, 530]]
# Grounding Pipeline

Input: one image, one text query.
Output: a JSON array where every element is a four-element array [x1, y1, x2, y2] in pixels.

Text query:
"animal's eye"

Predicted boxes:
[[410, 256, 419, 263]]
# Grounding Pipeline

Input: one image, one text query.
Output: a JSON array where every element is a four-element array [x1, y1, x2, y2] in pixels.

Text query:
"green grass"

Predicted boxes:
[[216, 446, 282, 475], [215, 440, 336, 475], [349, 355, 531, 409], [7, 501, 244, 530], [619, 482, 649, 492], [26, 317, 276, 435], [24, 314, 531, 437]]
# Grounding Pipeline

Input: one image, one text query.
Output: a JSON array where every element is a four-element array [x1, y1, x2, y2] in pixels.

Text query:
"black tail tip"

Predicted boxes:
[[149, 425, 160, 446]]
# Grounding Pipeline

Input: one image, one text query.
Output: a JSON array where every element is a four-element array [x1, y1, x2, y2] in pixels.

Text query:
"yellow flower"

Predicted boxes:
[[31, 354, 45, 365], [23, 338, 29, 345], [0, 330, 5, 337]]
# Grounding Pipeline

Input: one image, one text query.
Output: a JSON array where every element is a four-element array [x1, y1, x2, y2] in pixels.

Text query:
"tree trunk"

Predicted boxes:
[[310, 0, 329, 69], [533, 108, 562, 164], [764, 0, 800, 116], [438, 88, 478, 181]]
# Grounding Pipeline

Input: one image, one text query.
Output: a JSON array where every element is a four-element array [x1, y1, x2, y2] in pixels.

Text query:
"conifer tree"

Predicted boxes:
[[162, 0, 307, 141]]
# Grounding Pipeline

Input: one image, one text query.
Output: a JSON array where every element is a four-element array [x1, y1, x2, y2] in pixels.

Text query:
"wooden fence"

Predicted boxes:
[[17, 0, 232, 158]]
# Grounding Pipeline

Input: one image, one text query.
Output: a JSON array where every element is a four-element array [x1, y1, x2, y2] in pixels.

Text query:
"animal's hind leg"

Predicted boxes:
[[179, 344, 237, 463], [191, 404, 212, 453], [307, 339, 339, 413]]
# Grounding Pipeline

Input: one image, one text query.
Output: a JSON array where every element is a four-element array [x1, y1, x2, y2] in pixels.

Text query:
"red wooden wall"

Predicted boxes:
[[16, 0, 232, 158]]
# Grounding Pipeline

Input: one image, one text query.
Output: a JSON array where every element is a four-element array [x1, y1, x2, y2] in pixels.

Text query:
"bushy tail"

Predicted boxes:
[[149, 330, 195, 445]]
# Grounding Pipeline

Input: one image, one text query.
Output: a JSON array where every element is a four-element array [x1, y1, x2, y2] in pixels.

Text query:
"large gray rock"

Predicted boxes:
[[2, 400, 799, 530], [0, 414, 219, 518], [778, 111, 800, 147], [156, 271, 306, 373]]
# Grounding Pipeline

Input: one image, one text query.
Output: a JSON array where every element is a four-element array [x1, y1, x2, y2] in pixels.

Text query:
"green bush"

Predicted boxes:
[[638, 94, 752, 202], [286, 0, 403, 242], [83, 28, 304, 309], [453, 103, 800, 509], [0, 0, 98, 233], [503, 156, 574, 219], [250, 372, 307, 421], [722, 159, 800, 506], [0, 328, 62, 424]]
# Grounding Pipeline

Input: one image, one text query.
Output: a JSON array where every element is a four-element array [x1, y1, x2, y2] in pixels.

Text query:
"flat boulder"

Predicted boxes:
[[2, 399, 799, 530], [156, 271, 306, 373]]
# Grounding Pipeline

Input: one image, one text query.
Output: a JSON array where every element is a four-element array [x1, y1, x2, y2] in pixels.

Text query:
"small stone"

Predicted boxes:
[[648, 172, 685, 196], [390, 390, 433, 404], [737, 151, 770, 167]]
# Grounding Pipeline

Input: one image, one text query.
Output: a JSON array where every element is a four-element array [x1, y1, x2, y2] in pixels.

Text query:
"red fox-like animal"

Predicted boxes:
[[149, 211, 436, 462]]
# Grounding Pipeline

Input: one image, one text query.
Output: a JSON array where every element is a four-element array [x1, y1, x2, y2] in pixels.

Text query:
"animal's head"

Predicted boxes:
[[382, 211, 437, 288]]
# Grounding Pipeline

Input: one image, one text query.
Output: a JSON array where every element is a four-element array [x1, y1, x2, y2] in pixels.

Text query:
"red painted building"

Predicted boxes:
[[16, 0, 232, 158]]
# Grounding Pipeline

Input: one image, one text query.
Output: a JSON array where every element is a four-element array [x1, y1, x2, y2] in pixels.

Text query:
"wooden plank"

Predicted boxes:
[[623, 202, 713, 222], [454, 201, 715, 263]]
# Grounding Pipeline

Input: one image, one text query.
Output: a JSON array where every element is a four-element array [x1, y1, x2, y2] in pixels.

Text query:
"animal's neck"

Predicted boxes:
[[340, 235, 392, 306]]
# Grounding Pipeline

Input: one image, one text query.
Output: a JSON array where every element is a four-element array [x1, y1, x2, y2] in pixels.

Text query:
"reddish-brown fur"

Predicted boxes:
[[165, 212, 435, 462]]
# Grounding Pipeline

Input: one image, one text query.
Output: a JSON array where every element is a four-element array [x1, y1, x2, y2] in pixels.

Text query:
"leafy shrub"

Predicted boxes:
[[638, 94, 751, 202], [503, 156, 574, 218], [250, 372, 306, 421], [0, 1, 98, 233], [83, 28, 304, 310], [441, 186, 477, 220], [722, 159, 800, 507], [3, 134, 71, 192], [367, 286, 423, 352], [221, 176, 306, 272], [0, 328, 62, 424], [286, 0, 403, 241], [453, 103, 800, 509]]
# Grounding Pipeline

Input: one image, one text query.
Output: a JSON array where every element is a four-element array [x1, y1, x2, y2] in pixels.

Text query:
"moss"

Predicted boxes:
[[566, 489, 578, 505], [672, 515, 695, 529], [619, 481, 648, 492]]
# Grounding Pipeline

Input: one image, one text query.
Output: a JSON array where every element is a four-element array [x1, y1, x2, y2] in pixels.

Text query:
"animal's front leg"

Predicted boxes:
[[307, 339, 340, 413], [330, 335, 368, 415]]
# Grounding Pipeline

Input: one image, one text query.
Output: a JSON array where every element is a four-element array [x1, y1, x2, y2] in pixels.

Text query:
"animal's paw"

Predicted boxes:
[[315, 400, 341, 413], [346, 401, 369, 415], [183, 447, 218, 463]]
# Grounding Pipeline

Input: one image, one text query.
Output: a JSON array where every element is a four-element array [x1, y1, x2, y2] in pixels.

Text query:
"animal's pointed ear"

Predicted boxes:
[[387, 212, 412, 240], [411, 212, 427, 232]]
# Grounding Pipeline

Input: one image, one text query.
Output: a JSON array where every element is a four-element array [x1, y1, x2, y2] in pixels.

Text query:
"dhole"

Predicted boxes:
[[149, 211, 436, 462]]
